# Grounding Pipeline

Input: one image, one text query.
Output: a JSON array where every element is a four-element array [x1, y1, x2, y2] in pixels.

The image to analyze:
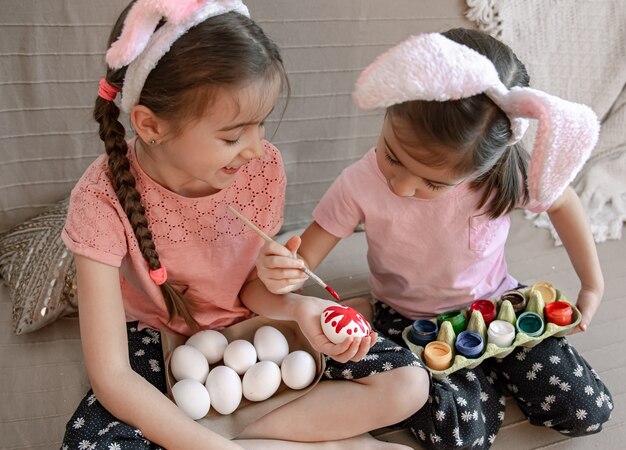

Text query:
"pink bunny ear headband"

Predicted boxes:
[[104, 0, 250, 113], [352, 33, 600, 212]]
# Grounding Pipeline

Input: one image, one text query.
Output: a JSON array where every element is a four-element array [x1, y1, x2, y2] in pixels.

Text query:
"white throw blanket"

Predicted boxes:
[[466, 0, 626, 243]]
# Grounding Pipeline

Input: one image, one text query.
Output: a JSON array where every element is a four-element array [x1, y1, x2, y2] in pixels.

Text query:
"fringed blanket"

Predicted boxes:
[[466, 0, 626, 243]]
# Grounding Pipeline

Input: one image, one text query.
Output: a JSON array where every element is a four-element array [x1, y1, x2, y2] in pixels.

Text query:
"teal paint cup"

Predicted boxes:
[[516, 311, 545, 337]]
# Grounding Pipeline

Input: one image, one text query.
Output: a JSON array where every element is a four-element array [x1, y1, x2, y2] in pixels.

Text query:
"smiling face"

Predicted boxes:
[[135, 77, 281, 198], [375, 115, 470, 199]]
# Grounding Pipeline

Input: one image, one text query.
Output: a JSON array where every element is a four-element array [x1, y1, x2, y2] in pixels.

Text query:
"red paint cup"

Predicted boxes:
[[544, 301, 573, 326], [469, 300, 496, 326]]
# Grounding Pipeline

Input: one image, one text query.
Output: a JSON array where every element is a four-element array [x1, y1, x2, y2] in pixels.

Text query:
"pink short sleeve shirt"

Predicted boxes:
[[62, 139, 286, 335], [313, 148, 526, 319]]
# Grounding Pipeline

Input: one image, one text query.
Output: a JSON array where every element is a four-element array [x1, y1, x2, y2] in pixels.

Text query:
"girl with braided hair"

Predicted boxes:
[[60, 1, 427, 448]]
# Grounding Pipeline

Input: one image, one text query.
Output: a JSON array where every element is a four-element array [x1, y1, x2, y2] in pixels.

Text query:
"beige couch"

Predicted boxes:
[[2, 1, 625, 449]]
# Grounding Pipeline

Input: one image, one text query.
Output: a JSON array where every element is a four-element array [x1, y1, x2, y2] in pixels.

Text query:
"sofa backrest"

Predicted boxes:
[[0, 0, 470, 233]]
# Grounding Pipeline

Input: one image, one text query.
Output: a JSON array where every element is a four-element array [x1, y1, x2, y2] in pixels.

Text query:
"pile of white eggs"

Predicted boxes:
[[170, 325, 317, 420]]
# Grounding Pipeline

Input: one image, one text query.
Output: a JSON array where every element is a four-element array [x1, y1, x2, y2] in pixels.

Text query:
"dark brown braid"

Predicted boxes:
[[93, 3, 288, 330], [94, 79, 200, 330]]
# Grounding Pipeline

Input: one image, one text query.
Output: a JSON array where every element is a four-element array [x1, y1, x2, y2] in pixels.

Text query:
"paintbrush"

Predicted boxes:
[[227, 205, 340, 301]]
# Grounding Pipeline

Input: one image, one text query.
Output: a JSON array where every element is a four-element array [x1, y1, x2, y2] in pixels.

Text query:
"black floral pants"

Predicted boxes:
[[61, 323, 165, 450], [373, 302, 614, 450]]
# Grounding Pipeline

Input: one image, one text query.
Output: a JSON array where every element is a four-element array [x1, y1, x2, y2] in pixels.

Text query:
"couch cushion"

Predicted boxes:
[[0, 284, 87, 449], [0, 197, 77, 335]]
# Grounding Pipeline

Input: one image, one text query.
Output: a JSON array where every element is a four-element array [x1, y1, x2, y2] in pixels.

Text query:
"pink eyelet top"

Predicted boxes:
[[62, 138, 286, 336]]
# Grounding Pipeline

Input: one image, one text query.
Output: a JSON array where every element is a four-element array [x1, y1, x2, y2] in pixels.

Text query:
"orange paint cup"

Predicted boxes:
[[544, 301, 573, 326], [423, 341, 453, 371]]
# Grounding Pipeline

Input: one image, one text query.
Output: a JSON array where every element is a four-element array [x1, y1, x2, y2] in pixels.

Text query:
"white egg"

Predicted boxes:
[[205, 365, 242, 415], [171, 379, 211, 420], [280, 350, 317, 390], [253, 325, 290, 365], [170, 344, 210, 383], [186, 330, 229, 364], [223, 339, 257, 375], [320, 305, 371, 344], [242, 361, 282, 402]]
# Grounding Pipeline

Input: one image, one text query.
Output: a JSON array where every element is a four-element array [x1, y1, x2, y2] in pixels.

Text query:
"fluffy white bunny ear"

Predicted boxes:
[[106, 0, 203, 69], [353, 33, 502, 108], [500, 88, 600, 212], [352, 33, 529, 144], [353, 32, 600, 211], [103, 0, 250, 112]]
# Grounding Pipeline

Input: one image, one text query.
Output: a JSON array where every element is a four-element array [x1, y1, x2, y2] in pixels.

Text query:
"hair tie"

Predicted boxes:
[[105, 0, 250, 113], [149, 266, 168, 286], [98, 78, 120, 101], [352, 33, 599, 212]]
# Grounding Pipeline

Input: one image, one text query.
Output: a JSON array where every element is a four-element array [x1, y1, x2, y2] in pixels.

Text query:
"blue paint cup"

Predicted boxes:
[[408, 319, 438, 347], [516, 311, 545, 337], [455, 330, 484, 358]]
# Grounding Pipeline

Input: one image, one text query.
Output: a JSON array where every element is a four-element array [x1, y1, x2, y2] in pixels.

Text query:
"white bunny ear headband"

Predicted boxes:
[[353, 33, 600, 212], [105, 0, 250, 113]]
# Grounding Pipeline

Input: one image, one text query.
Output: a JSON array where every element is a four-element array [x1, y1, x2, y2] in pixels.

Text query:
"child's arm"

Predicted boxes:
[[546, 187, 605, 332], [244, 222, 375, 362], [239, 276, 376, 363], [256, 221, 341, 294], [74, 255, 240, 449]]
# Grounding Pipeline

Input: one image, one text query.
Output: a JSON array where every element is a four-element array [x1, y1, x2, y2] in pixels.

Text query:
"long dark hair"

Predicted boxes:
[[94, 3, 288, 330], [388, 28, 530, 218]]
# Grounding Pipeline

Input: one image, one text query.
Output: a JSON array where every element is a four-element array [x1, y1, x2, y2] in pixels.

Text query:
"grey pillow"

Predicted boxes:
[[0, 197, 77, 334]]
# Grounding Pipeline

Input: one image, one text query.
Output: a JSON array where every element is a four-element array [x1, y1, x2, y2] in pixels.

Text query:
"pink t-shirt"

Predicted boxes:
[[62, 138, 285, 336], [313, 148, 546, 320]]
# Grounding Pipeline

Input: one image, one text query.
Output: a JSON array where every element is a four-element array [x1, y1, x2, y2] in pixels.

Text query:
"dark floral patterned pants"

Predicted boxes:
[[61, 323, 165, 450], [373, 302, 614, 450]]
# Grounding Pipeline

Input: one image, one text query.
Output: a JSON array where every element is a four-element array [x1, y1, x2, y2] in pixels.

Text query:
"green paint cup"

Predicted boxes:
[[437, 310, 466, 336]]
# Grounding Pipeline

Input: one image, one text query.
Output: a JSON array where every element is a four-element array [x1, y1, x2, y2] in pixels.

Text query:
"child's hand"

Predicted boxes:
[[571, 287, 603, 333], [256, 235, 308, 294], [294, 297, 377, 363]]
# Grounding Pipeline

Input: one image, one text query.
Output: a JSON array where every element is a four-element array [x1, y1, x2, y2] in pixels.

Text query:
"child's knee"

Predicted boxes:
[[380, 365, 430, 419], [554, 388, 613, 436], [404, 369, 505, 450], [528, 381, 614, 437]]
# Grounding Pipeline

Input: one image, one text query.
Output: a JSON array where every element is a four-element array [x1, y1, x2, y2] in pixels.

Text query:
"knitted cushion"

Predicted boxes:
[[0, 197, 77, 335]]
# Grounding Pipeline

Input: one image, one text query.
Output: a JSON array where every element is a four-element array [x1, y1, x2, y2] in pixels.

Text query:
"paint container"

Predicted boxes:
[[501, 290, 527, 315], [455, 330, 484, 358], [501, 290, 526, 314], [423, 341, 453, 371], [487, 320, 516, 347], [437, 310, 466, 336], [530, 281, 557, 304], [516, 311, 545, 337], [469, 300, 496, 326], [408, 319, 439, 347], [544, 302, 573, 326]]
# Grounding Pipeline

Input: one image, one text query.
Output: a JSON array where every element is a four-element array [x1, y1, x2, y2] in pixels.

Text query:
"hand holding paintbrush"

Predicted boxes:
[[227, 205, 340, 301]]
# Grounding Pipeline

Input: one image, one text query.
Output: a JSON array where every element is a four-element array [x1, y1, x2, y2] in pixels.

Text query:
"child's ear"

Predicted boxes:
[[130, 105, 167, 144]]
